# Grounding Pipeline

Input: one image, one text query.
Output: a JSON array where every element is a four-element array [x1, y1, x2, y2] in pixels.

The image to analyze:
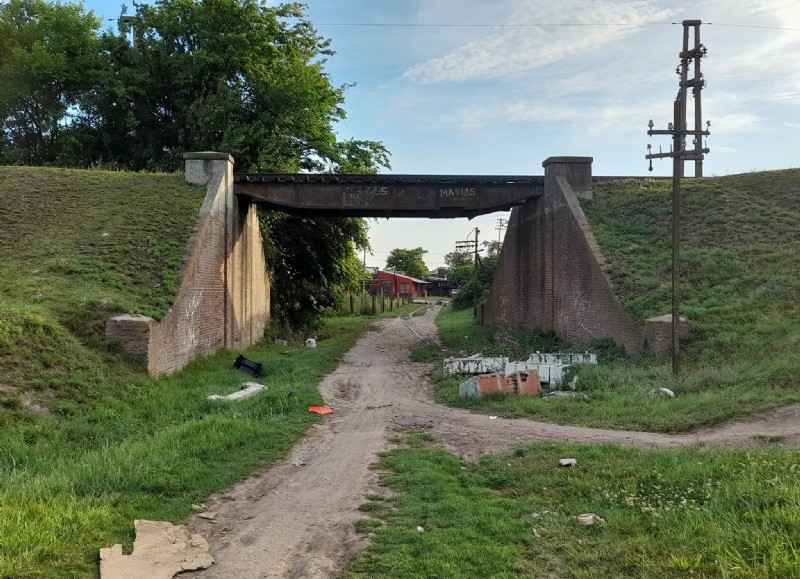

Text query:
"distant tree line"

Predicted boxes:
[[0, 0, 390, 330]]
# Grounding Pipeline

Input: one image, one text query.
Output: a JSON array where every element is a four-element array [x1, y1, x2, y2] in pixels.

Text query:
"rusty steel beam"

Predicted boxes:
[[233, 173, 545, 218]]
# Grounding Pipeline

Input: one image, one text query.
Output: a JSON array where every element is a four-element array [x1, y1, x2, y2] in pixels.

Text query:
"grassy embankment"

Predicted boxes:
[[0, 167, 415, 578], [345, 171, 800, 578], [424, 171, 800, 433]]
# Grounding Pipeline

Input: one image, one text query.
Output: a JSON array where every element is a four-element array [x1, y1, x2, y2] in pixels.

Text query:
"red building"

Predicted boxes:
[[370, 270, 429, 298]]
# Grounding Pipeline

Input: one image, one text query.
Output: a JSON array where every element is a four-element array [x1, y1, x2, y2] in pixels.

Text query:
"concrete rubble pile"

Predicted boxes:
[[447, 352, 597, 400]]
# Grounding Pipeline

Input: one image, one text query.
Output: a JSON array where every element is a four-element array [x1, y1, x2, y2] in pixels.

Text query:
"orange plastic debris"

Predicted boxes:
[[308, 405, 333, 415]]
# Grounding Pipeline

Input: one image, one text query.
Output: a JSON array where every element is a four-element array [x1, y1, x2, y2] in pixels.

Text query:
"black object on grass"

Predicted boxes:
[[233, 354, 264, 378]]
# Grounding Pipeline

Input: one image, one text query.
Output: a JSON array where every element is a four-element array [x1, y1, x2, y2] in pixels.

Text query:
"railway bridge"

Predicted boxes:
[[107, 152, 643, 375]]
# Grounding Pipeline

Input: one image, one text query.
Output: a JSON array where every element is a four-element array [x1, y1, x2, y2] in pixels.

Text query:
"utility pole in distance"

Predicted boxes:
[[455, 228, 480, 316], [496, 218, 508, 243], [646, 19, 711, 375]]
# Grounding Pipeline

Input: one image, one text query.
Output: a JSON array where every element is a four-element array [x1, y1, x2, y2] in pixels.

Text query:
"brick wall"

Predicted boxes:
[[482, 157, 643, 354], [107, 152, 270, 375]]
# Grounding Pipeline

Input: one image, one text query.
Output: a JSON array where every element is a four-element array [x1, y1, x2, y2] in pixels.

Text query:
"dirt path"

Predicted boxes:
[[186, 306, 800, 578]]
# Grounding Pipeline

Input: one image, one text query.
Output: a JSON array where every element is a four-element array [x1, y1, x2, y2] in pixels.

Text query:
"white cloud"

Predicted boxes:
[[403, 0, 673, 83], [704, 113, 760, 133]]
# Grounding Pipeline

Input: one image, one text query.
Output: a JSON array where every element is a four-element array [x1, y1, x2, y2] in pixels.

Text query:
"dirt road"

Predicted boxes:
[[186, 306, 800, 578]]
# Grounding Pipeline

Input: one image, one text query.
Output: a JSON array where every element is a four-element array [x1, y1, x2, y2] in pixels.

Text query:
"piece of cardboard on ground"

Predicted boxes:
[[99, 519, 213, 579]]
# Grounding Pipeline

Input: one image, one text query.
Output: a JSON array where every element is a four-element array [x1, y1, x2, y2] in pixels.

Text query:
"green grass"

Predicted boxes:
[[587, 174, 800, 365], [0, 317, 370, 578], [0, 166, 206, 325], [430, 306, 800, 433], [422, 171, 800, 432], [344, 433, 800, 578], [4, 165, 800, 576], [0, 166, 421, 577]]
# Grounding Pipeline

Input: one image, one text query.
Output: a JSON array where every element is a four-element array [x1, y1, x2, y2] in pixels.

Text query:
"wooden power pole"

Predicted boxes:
[[455, 228, 481, 316], [646, 20, 711, 374]]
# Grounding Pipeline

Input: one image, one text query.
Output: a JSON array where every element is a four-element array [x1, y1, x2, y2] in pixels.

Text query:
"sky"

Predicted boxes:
[[84, 0, 800, 271]]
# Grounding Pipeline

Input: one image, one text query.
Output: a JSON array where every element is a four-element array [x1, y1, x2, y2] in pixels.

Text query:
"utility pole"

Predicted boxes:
[[496, 218, 508, 244], [455, 227, 481, 316], [646, 19, 711, 375]]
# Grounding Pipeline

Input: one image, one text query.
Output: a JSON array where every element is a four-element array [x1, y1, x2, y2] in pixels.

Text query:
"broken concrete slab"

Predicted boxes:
[[459, 376, 480, 399], [99, 519, 213, 579], [207, 382, 265, 402], [526, 352, 597, 365], [445, 352, 597, 387], [477, 372, 541, 397], [459, 372, 541, 399], [504, 361, 570, 385], [444, 356, 507, 376]]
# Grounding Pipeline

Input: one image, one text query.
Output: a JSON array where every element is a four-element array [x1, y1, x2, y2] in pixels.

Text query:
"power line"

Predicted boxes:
[[705, 22, 800, 31], [315, 21, 800, 32], [316, 22, 669, 28]]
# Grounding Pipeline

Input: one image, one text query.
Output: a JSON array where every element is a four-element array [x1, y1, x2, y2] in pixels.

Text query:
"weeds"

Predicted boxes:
[[345, 437, 800, 578], [425, 171, 800, 431]]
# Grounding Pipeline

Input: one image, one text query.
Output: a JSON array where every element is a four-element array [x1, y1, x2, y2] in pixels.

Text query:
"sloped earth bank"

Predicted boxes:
[[185, 306, 800, 578]]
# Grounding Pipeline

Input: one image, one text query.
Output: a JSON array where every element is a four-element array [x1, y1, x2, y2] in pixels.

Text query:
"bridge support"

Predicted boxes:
[[108, 152, 270, 375], [482, 157, 644, 353]]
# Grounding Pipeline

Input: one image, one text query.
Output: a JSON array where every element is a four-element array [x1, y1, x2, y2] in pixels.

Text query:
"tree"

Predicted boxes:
[[0, 0, 101, 165], [451, 253, 500, 310], [386, 247, 428, 280], [261, 213, 371, 330], [483, 240, 503, 258], [72, 0, 379, 173], [444, 250, 472, 269], [0, 0, 391, 331]]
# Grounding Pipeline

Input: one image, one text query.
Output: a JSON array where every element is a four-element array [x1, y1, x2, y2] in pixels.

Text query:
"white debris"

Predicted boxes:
[[558, 458, 577, 467], [207, 382, 265, 402], [659, 387, 676, 398], [291, 458, 306, 467], [444, 352, 597, 387], [532, 528, 541, 538], [489, 416, 498, 420], [416, 526, 425, 532], [576, 513, 606, 526], [543, 391, 578, 398]]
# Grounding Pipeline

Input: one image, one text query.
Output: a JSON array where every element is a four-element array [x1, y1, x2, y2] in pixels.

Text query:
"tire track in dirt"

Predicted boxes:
[[186, 306, 800, 578]]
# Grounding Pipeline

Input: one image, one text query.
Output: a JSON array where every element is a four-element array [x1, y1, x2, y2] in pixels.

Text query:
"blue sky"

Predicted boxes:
[[84, 0, 800, 270]]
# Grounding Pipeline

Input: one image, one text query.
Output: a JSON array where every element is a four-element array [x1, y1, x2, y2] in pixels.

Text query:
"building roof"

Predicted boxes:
[[377, 270, 430, 284]]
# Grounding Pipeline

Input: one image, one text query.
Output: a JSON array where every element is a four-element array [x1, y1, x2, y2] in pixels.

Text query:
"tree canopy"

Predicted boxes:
[[444, 250, 472, 269], [1, 0, 392, 331], [386, 247, 428, 280], [0, 0, 101, 165], [1, 0, 388, 173], [451, 241, 503, 310]]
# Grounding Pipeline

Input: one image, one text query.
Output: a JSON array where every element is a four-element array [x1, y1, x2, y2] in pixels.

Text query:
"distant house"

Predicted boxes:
[[370, 270, 429, 298], [425, 276, 458, 297]]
